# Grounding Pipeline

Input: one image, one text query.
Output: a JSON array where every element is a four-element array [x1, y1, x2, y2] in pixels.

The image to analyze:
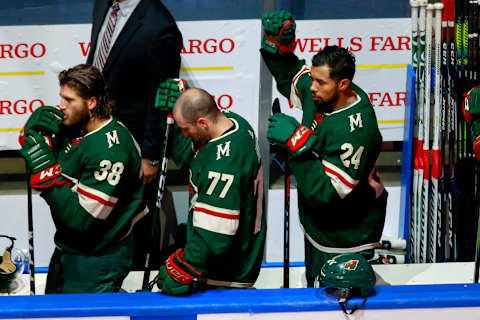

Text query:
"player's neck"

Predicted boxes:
[[210, 116, 234, 140], [85, 116, 110, 133], [333, 87, 357, 111]]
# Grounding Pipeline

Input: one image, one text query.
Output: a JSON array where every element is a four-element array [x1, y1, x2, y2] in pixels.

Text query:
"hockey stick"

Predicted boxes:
[[26, 168, 35, 295], [414, 0, 428, 263], [271, 98, 290, 288], [409, 0, 420, 263], [419, 2, 434, 263], [429, 0, 444, 263], [141, 112, 175, 291]]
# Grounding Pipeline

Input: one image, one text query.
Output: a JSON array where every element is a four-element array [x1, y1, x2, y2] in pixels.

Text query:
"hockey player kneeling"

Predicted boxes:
[[153, 80, 266, 295], [19, 64, 145, 293], [262, 10, 387, 287]]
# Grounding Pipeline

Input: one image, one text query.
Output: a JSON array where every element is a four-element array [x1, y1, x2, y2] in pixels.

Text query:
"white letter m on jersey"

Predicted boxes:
[[216, 141, 231, 160], [106, 130, 120, 149], [349, 113, 363, 132]]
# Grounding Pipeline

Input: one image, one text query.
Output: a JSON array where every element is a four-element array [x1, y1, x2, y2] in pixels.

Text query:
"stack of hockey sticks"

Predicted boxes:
[[409, 0, 480, 269]]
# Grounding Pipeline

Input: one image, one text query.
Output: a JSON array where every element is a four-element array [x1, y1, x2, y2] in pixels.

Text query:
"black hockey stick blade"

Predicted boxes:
[[272, 98, 281, 115]]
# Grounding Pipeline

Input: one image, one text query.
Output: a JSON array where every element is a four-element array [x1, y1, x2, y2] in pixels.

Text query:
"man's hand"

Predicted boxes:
[[155, 78, 189, 112], [261, 10, 296, 54], [139, 158, 159, 185], [19, 131, 64, 189], [267, 113, 317, 157], [19, 106, 63, 146], [156, 248, 201, 296]]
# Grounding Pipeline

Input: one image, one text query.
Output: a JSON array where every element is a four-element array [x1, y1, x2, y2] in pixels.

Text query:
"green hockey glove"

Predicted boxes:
[[261, 10, 296, 54], [473, 135, 480, 162], [19, 131, 64, 189], [158, 248, 201, 296], [155, 78, 189, 112], [267, 113, 317, 157], [155, 265, 169, 290], [19, 106, 64, 146]]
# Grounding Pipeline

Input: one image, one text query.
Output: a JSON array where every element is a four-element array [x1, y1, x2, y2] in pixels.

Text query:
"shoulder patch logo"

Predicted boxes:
[[106, 130, 120, 148], [348, 113, 363, 132], [216, 141, 231, 160]]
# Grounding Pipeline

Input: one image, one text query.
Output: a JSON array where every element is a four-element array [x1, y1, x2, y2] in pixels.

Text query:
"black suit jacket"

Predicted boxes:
[[87, 0, 182, 160]]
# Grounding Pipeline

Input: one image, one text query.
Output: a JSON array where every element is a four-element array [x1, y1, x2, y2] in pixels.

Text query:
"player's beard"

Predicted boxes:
[[63, 101, 90, 135], [314, 91, 338, 114]]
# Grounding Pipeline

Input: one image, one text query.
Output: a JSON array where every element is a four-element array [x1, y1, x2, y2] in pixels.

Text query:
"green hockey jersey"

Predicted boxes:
[[171, 112, 266, 284], [262, 49, 387, 252], [41, 117, 145, 254]]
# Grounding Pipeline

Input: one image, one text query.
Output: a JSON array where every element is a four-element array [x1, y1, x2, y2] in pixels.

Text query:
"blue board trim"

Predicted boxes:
[[400, 64, 415, 243], [1, 284, 480, 319]]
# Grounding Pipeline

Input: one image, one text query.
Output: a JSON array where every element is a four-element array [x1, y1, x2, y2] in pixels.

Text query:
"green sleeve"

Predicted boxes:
[[289, 125, 380, 207], [260, 49, 306, 98], [289, 153, 342, 208], [41, 150, 139, 235], [260, 49, 317, 128]]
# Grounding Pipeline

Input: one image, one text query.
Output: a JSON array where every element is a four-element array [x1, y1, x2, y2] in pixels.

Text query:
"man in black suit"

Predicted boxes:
[[87, 0, 183, 269]]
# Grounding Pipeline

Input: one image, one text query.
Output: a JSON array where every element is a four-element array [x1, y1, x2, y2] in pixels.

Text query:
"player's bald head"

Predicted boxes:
[[173, 88, 219, 123]]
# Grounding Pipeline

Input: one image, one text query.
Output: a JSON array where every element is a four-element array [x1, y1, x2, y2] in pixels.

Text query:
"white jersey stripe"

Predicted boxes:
[[322, 160, 358, 199], [75, 183, 118, 220], [194, 202, 240, 216], [193, 201, 240, 235], [193, 209, 239, 235], [289, 65, 310, 110]]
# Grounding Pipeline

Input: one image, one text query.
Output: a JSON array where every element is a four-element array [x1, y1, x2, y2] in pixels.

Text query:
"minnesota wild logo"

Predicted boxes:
[[344, 259, 359, 271]]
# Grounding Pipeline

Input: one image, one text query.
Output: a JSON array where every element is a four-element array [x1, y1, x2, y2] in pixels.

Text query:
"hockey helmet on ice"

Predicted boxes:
[[319, 253, 376, 314]]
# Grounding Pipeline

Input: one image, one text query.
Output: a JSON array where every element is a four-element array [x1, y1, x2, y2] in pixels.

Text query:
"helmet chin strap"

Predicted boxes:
[[339, 297, 367, 315]]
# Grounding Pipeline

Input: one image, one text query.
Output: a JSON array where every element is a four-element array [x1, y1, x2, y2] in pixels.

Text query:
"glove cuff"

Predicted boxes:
[[31, 163, 64, 189], [165, 248, 201, 284], [286, 125, 315, 152]]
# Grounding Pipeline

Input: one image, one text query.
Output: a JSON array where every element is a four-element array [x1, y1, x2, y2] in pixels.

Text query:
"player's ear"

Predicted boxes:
[[87, 96, 97, 111], [197, 117, 208, 130], [337, 78, 350, 92]]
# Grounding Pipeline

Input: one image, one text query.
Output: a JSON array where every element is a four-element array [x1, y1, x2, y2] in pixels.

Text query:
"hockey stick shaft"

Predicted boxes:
[[26, 168, 35, 295], [283, 166, 290, 288], [420, 2, 434, 263], [429, 1, 444, 263], [271, 98, 289, 288], [142, 112, 175, 291]]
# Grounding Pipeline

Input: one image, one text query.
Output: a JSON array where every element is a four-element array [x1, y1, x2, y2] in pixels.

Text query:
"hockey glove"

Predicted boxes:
[[19, 106, 63, 146], [474, 135, 480, 162], [158, 248, 201, 296], [155, 78, 189, 112], [463, 86, 480, 162], [19, 131, 64, 189], [261, 10, 296, 54], [267, 113, 317, 157]]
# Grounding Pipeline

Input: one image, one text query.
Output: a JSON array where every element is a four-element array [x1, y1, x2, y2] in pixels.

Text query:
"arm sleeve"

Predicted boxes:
[[40, 148, 139, 235], [289, 133, 376, 208], [142, 27, 183, 160], [260, 49, 317, 128]]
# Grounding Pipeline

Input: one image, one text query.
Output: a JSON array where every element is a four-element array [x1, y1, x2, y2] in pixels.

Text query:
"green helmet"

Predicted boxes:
[[0, 235, 19, 293], [319, 253, 376, 314]]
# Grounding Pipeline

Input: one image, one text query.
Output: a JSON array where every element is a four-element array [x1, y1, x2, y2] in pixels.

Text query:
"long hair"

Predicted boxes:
[[58, 64, 114, 118]]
